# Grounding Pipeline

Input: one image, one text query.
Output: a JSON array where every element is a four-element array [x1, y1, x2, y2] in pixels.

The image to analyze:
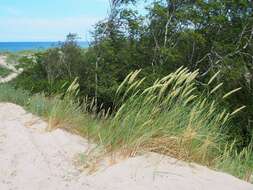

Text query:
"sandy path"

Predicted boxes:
[[0, 103, 252, 190], [0, 56, 23, 83]]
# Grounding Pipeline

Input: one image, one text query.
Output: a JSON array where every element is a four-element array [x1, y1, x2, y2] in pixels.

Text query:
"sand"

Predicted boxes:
[[0, 55, 23, 83], [0, 103, 252, 190]]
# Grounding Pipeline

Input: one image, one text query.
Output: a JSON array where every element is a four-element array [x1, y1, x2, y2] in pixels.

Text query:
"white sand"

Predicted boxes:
[[0, 56, 23, 83], [0, 103, 252, 190], [0, 56, 7, 66]]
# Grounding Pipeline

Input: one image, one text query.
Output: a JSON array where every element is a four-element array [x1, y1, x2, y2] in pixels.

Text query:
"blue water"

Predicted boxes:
[[0, 42, 89, 52]]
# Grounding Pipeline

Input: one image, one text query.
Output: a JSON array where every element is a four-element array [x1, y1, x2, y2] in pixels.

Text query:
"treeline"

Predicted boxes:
[[13, 0, 253, 147]]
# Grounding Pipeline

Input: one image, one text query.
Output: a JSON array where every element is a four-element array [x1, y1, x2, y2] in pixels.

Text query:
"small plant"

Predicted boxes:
[[0, 67, 12, 78], [217, 143, 253, 183], [46, 78, 88, 131]]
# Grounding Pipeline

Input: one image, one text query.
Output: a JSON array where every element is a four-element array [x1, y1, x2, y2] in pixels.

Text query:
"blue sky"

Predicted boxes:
[[0, 0, 110, 41]]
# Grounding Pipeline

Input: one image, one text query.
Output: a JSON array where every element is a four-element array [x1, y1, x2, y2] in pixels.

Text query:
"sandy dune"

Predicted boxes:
[[0, 103, 252, 190], [0, 56, 5, 64], [0, 56, 23, 83]]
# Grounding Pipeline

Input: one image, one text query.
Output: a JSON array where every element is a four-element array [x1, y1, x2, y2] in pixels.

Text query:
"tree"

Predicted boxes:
[[89, 0, 253, 146]]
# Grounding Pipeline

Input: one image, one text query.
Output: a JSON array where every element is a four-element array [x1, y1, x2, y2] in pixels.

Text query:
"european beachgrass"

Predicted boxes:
[[93, 67, 246, 165], [25, 79, 90, 132], [0, 67, 252, 182]]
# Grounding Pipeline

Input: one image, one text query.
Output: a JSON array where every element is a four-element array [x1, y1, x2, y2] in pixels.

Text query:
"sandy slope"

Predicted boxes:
[[0, 56, 23, 83], [0, 103, 252, 190]]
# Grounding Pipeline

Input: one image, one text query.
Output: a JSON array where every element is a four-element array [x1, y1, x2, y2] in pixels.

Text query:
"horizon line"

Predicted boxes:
[[0, 41, 89, 43]]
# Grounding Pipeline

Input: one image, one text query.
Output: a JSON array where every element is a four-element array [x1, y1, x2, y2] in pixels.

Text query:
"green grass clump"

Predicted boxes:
[[0, 67, 12, 77], [0, 82, 88, 132], [5, 51, 38, 65], [217, 143, 253, 182], [26, 79, 89, 132], [88, 68, 228, 164], [26, 93, 55, 117], [0, 84, 30, 105], [88, 67, 251, 181]]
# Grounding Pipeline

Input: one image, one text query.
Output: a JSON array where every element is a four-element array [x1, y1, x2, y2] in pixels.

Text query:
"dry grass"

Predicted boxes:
[[0, 67, 252, 182], [92, 68, 230, 165]]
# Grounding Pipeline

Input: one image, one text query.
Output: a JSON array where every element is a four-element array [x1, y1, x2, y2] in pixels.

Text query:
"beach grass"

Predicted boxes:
[[0, 84, 30, 105], [0, 67, 252, 182]]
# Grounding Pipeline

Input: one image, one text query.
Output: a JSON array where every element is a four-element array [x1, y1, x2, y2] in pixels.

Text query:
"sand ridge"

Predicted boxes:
[[0, 103, 252, 190], [0, 55, 23, 83]]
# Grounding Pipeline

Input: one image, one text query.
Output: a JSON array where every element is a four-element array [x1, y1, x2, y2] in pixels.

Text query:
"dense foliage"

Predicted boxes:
[[13, 0, 253, 147]]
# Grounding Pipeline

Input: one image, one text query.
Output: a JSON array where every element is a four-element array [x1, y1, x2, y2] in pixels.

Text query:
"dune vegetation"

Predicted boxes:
[[0, 66, 252, 182], [0, 0, 252, 183]]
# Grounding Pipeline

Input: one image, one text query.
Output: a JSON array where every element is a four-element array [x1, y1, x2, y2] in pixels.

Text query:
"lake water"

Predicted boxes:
[[0, 42, 89, 52]]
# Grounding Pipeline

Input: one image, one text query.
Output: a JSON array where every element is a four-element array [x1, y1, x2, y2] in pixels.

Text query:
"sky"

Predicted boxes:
[[0, 0, 110, 42]]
